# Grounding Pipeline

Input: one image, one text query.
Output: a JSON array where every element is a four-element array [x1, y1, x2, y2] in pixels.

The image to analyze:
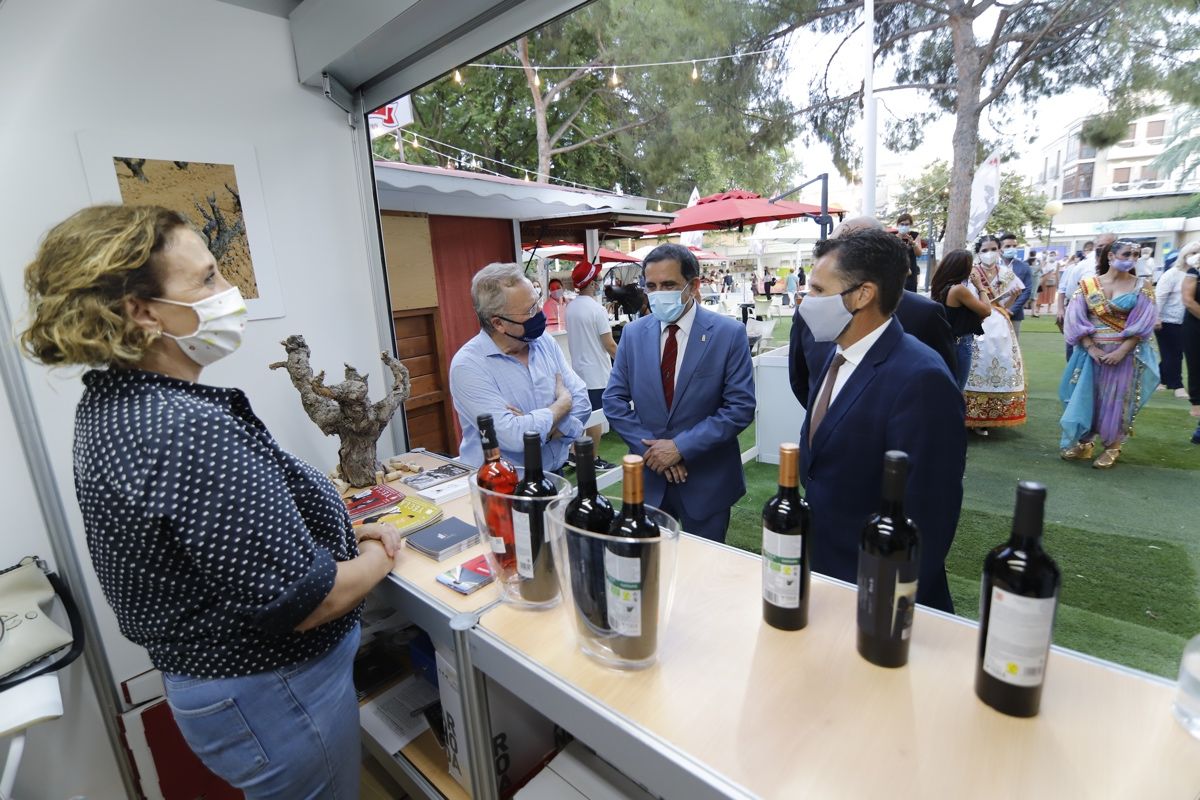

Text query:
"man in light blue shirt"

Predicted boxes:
[[450, 262, 591, 471]]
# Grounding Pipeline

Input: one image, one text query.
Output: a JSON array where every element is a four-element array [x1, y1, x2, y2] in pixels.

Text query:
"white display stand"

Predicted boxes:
[[754, 344, 805, 464]]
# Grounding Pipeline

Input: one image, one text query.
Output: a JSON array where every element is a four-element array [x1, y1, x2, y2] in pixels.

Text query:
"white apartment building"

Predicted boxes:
[[1033, 105, 1198, 203]]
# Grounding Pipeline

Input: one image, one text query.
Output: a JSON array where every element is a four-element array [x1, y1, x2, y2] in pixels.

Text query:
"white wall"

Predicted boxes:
[[0, 368, 126, 799], [0, 0, 392, 793]]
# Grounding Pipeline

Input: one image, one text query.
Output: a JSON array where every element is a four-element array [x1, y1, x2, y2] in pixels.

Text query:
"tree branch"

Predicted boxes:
[[548, 115, 659, 156], [548, 87, 600, 147], [978, 0, 1093, 107], [547, 59, 606, 100]]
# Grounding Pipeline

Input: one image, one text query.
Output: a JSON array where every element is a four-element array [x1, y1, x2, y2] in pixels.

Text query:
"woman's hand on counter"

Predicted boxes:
[[294, 539, 397, 632], [356, 522, 403, 558]]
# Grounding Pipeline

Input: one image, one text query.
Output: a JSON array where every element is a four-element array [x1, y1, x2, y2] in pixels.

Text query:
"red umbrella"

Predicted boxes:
[[639, 190, 842, 235], [687, 246, 725, 261], [522, 244, 640, 263]]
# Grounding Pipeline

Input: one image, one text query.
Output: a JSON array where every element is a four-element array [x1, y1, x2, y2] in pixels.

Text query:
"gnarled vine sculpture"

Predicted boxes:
[[270, 335, 410, 487]]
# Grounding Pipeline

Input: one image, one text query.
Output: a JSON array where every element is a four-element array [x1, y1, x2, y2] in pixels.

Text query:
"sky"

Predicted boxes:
[[777, 12, 1108, 214]]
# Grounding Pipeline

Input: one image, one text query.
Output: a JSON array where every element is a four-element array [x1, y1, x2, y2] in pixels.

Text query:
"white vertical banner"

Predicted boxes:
[[967, 149, 1003, 243], [678, 186, 704, 249]]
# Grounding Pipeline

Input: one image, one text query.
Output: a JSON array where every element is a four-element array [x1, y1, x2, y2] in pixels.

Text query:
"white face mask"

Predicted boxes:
[[154, 286, 247, 366], [978, 251, 999, 266], [550, 289, 564, 300], [797, 286, 859, 342]]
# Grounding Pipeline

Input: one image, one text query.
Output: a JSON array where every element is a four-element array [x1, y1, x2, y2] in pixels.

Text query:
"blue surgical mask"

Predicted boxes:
[[897, 224, 911, 234], [797, 284, 862, 342], [1002, 248, 1018, 260], [648, 289, 689, 323], [498, 310, 547, 342], [1111, 259, 1136, 273]]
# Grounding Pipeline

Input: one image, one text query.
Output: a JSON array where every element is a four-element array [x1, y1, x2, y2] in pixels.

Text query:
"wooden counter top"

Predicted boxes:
[[478, 535, 1200, 798], [386, 493, 501, 615]]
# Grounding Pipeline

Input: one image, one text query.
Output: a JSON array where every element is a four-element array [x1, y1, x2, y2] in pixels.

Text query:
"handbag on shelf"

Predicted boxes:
[[0, 556, 85, 692]]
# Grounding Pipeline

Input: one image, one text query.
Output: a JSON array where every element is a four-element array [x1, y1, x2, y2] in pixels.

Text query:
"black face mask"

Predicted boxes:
[[497, 310, 547, 342]]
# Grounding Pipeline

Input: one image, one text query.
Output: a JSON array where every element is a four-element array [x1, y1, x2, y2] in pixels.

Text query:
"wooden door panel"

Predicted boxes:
[[394, 306, 456, 456]]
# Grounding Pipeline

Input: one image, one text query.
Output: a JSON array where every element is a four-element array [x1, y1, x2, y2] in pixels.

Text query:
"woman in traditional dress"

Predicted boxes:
[[964, 235, 1027, 434], [1059, 240, 1160, 468]]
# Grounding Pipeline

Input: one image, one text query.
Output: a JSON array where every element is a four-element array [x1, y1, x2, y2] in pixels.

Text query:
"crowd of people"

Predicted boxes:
[[922, 228, 1200, 458]]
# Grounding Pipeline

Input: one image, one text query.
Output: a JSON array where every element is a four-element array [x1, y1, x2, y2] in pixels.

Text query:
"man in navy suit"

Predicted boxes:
[[798, 229, 966, 612], [789, 217, 956, 408], [604, 244, 756, 542], [999, 232, 1033, 337]]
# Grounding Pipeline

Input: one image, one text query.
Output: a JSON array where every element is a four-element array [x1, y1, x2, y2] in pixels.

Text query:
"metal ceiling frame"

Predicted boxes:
[[291, 0, 593, 112]]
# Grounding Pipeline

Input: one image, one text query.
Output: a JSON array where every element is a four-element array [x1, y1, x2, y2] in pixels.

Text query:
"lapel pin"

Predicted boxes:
[[701, 334, 707, 342]]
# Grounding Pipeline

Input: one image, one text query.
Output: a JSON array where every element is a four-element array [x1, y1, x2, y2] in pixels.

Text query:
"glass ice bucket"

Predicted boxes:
[[545, 496, 680, 669], [468, 472, 573, 610]]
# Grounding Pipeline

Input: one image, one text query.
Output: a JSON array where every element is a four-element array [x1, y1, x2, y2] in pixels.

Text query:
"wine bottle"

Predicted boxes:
[[856, 451, 920, 667], [564, 438, 616, 635], [476, 414, 518, 570], [762, 442, 811, 631], [512, 431, 559, 603], [975, 481, 1061, 717], [606, 455, 660, 661]]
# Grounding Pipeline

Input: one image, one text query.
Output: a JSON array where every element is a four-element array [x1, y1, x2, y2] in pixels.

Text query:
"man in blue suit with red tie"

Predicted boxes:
[[604, 244, 756, 542], [798, 229, 966, 612]]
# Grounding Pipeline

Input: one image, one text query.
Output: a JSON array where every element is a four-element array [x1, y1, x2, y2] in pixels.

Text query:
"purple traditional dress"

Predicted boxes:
[[1059, 275, 1159, 456]]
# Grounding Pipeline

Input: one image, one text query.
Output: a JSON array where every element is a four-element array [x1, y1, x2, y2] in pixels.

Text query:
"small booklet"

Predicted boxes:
[[435, 554, 495, 594], [344, 484, 405, 521], [354, 496, 444, 537], [406, 517, 480, 561]]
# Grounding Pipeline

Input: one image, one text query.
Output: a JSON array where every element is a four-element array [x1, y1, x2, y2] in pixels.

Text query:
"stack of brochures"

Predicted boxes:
[[405, 517, 481, 561]]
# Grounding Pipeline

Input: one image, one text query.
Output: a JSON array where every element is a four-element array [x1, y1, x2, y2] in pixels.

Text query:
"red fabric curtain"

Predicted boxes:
[[428, 215, 516, 448], [428, 215, 516, 360]]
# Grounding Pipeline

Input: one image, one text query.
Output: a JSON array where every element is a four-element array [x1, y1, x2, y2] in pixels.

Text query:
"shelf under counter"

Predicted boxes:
[[363, 726, 471, 800], [469, 534, 1200, 799]]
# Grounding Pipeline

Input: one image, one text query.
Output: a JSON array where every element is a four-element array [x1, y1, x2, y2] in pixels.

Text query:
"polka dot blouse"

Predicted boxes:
[[73, 368, 360, 679]]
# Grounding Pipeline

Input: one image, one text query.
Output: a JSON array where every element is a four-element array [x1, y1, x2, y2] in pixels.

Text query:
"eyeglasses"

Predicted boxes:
[[497, 301, 539, 324]]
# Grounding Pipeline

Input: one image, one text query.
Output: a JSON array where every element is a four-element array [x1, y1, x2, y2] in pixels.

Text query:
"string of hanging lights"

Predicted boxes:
[[446, 46, 783, 87]]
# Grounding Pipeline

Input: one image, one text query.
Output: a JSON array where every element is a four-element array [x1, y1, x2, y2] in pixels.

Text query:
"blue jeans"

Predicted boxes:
[[164, 624, 362, 799], [954, 335, 974, 391]]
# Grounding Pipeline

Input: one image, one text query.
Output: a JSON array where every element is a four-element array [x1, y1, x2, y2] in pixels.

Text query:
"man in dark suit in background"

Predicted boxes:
[[789, 216, 956, 407], [999, 232, 1033, 338], [798, 228, 966, 612]]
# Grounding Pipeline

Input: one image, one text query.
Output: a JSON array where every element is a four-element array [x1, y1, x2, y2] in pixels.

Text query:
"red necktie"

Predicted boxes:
[[661, 324, 679, 409]]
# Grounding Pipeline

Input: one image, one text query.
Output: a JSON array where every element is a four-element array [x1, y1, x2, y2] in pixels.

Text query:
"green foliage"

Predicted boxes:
[[893, 160, 1048, 241], [1113, 193, 1200, 221], [399, 0, 808, 203], [1152, 107, 1200, 188]]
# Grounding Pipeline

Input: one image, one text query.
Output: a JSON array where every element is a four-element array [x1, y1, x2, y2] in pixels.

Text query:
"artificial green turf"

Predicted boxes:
[[590, 312, 1200, 677]]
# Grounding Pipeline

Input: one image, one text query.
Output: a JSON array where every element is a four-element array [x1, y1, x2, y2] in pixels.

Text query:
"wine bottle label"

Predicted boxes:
[[761, 527, 802, 609], [604, 550, 642, 637], [513, 510, 534, 579], [856, 551, 918, 642], [488, 535, 507, 555], [982, 587, 1057, 687]]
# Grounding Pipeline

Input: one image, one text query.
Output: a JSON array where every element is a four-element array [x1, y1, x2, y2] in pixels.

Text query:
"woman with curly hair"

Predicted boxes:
[[20, 205, 401, 797], [1059, 240, 1160, 468]]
